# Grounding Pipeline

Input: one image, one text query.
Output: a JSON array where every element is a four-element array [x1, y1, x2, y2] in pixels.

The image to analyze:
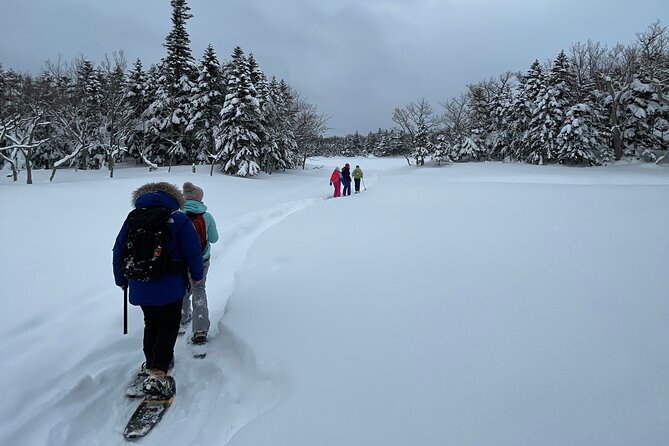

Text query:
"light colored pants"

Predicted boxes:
[[181, 259, 210, 333]]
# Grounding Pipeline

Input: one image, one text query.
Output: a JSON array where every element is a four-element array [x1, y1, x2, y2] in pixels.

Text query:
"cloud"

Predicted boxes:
[[1, 0, 667, 134]]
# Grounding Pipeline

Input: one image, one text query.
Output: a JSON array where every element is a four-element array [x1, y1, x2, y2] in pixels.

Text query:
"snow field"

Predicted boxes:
[[0, 158, 668, 445]]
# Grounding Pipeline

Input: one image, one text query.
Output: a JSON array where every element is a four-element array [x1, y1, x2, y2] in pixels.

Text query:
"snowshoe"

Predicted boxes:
[[143, 371, 176, 399], [191, 331, 207, 345]]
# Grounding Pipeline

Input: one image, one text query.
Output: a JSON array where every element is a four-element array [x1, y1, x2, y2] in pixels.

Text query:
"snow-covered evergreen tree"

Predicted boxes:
[[126, 59, 150, 162], [467, 83, 493, 159], [584, 79, 614, 163], [431, 134, 450, 165], [76, 59, 104, 169], [488, 74, 515, 160], [412, 122, 431, 166], [143, 68, 173, 166], [365, 131, 377, 155], [556, 103, 600, 165], [264, 77, 297, 171], [525, 52, 575, 165], [163, 0, 196, 89], [375, 134, 390, 156], [214, 47, 262, 176], [144, 0, 197, 166], [248, 54, 270, 111], [188, 45, 224, 166], [504, 62, 545, 161], [624, 75, 669, 158], [458, 136, 479, 161], [247, 54, 274, 172], [77, 60, 104, 110]]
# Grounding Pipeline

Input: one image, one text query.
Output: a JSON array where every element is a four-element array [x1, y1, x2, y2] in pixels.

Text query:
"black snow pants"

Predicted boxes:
[[141, 299, 182, 373], [342, 180, 351, 196]]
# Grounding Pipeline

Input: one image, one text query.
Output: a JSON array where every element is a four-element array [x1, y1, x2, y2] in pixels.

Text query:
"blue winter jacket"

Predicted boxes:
[[182, 199, 219, 260], [113, 191, 204, 306]]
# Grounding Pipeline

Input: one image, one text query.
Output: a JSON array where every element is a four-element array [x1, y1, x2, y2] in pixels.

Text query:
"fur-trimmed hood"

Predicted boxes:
[[131, 182, 185, 209]]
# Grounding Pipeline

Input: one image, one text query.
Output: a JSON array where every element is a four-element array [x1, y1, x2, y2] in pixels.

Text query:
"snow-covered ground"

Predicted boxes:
[[0, 158, 668, 446]]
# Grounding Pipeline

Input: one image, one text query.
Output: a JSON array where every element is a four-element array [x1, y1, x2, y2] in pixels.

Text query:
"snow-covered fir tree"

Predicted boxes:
[[247, 54, 270, 111], [75, 59, 103, 169], [624, 74, 669, 158], [144, 0, 197, 166], [365, 131, 378, 155], [77, 60, 104, 109], [488, 74, 515, 160], [247, 54, 274, 172], [412, 122, 431, 166], [431, 134, 450, 165], [375, 134, 390, 156], [467, 83, 493, 158], [214, 46, 263, 176], [143, 68, 173, 167], [458, 136, 479, 161], [188, 45, 224, 166], [582, 79, 613, 163], [163, 0, 196, 90], [525, 52, 575, 165], [125, 59, 150, 162], [264, 77, 297, 171], [510, 61, 545, 161], [556, 103, 600, 165]]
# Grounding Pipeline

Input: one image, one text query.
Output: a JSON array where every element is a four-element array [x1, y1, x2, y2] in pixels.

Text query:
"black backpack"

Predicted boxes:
[[120, 207, 174, 281]]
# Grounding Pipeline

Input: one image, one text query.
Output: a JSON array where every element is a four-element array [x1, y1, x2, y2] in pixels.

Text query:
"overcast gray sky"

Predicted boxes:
[[1, 0, 667, 135]]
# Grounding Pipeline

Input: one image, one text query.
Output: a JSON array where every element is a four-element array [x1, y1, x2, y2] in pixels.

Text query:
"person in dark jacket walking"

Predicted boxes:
[[341, 163, 352, 196], [113, 182, 204, 398]]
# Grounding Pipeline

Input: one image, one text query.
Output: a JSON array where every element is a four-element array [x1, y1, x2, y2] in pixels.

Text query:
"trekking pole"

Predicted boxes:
[[123, 286, 128, 335], [362, 178, 367, 191]]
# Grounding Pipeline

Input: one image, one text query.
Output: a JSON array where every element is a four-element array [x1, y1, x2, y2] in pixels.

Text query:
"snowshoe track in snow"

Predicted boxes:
[[0, 198, 314, 446]]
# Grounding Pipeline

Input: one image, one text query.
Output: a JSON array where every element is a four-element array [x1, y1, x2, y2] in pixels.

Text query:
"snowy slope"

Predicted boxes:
[[0, 159, 668, 446]]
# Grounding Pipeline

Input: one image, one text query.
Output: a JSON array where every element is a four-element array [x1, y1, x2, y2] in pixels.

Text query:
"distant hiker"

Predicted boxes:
[[180, 182, 219, 345], [341, 163, 352, 196], [352, 165, 363, 193], [113, 182, 204, 398], [330, 166, 342, 198]]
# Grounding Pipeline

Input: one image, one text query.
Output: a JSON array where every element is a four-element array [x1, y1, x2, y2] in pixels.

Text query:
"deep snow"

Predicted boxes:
[[0, 158, 668, 446]]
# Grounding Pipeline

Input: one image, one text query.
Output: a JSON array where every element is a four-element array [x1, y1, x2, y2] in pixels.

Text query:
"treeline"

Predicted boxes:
[[327, 21, 669, 167], [0, 0, 328, 183]]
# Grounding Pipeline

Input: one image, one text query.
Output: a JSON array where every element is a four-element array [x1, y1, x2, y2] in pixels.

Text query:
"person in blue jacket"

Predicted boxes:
[[113, 182, 204, 397]]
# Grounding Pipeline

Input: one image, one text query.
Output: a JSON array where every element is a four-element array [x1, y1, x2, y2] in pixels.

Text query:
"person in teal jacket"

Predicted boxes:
[[180, 182, 219, 344]]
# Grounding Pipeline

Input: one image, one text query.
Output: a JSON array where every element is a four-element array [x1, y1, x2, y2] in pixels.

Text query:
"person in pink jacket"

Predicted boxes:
[[330, 167, 342, 198]]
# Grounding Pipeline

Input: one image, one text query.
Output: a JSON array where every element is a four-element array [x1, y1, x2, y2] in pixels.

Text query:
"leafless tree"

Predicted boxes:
[[0, 111, 50, 184], [99, 52, 132, 178], [392, 98, 436, 164], [292, 95, 330, 169], [636, 20, 669, 78], [0, 115, 20, 181], [439, 93, 470, 139], [606, 43, 642, 159], [392, 98, 436, 139]]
